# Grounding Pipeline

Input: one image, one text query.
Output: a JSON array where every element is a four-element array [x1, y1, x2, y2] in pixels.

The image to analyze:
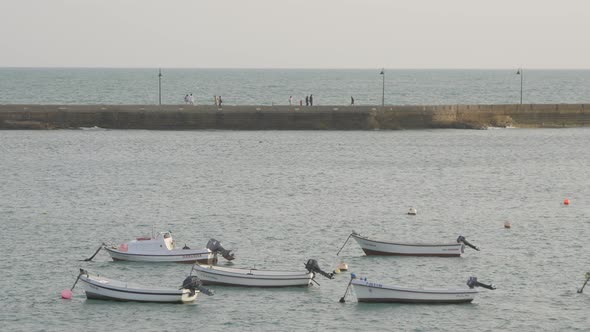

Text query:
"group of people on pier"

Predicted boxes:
[[183, 93, 356, 107], [183, 94, 222, 107], [289, 94, 314, 106]]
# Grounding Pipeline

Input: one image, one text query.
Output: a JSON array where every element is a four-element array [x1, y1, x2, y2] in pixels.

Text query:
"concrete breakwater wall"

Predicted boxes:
[[1, 104, 589, 130]]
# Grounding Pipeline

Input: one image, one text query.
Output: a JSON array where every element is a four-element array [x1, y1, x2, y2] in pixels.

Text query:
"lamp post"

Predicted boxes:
[[158, 68, 162, 105], [516, 68, 523, 104], [380, 68, 385, 106]]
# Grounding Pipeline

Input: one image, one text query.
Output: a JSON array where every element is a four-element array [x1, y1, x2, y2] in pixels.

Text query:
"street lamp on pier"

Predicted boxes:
[[516, 68, 523, 104], [380, 68, 385, 106], [158, 68, 162, 106]]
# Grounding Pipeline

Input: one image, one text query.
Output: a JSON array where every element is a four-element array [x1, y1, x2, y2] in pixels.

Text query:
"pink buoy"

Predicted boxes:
[[564, 198, 570, 205], [61, 289, 73, 299]]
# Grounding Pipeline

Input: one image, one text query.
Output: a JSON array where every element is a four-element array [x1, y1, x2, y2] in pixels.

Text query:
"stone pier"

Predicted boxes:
[[0, 104, 588, 130]]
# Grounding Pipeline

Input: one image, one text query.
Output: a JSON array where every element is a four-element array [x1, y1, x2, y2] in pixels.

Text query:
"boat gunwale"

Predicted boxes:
[[356, 297, 475, 304], [351, 234, 462, 247], [360, 248, 461, 257], [84, 291, 189, 303], [104, 246, 213, 257], [351, 280, 478, 295], [199, 280, 311, 287], [193, 264, 313, 280], [79, 275, 188, 296]]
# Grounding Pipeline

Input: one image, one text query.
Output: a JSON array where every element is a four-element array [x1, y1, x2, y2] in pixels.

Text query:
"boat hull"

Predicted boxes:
[[352, 234, 463, 257], [352, 279, 477, 304], [104, 247, 216, 264], [193, 264, 313, 287], [79, 275, 197, 303]]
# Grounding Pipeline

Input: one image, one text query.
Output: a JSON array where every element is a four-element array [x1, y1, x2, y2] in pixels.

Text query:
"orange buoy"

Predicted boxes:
[[564, 198, 570, 205], [504, 221, 512, 229]]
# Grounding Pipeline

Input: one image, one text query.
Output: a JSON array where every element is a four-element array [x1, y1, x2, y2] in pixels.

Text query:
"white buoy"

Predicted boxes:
[[337, 263, 349, 271], [407, 208, 417, 215], [504, 221, 512, 229]]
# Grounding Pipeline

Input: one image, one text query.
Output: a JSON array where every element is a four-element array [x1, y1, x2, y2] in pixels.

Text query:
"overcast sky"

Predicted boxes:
[[1, 0, 589, 68]]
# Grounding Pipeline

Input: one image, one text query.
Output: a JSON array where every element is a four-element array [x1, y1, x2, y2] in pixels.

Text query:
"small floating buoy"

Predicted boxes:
[[337, 263, 349, 271], [564, 198, 570, 205], [504, 221, 512, 229], [407, 207, 417, 215], [333, 268, 341, 274], [61, 289, 73, 299]]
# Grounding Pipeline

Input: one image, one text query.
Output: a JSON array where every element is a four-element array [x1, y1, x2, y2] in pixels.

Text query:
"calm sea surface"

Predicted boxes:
[[0, 128, 589, 331], [1, 68, 590, 105]]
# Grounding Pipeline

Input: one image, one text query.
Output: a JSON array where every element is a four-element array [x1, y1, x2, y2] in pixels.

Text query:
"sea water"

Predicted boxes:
[[1, 68, 590, 106], [0, 128, 589, 331]]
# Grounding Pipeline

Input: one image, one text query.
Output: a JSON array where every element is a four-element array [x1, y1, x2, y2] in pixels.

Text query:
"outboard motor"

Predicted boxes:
[[206, 238, 235, 261], [457, 235, 480, 251], [466, 276, 496, 290], [305, 259, 334, 279], [181, 276, 214, 296]]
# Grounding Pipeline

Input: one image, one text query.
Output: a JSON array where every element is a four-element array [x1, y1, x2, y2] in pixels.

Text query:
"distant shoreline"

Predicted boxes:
[[1, 104, 589, 130]]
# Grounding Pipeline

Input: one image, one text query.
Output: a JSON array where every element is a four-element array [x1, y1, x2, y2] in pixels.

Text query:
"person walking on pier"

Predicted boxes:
[[184, 94, 189, 104], [289, 95, 293, 105], [351, 96, 354, 105], [218, 96, 223, 107], [309, 94, 313, 106], [189, 94, 194, 105], [305, 95, 309, 106]]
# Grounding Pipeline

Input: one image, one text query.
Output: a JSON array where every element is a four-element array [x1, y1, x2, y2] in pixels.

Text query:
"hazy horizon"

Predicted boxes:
[[2, 67, 590, 70]]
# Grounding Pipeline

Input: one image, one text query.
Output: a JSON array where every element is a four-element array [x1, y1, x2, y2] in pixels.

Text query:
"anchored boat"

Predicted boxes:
[[191, 259, 334, 287], [346, 275, 495, 304], [74, 269, 213, 303], [85, 232, 235, 263], [337, 231, 480, 257]]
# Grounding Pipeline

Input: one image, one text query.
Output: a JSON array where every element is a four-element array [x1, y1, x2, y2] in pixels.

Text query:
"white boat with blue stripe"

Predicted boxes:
[[191, 259, 334, 287], [74, 269, 213, 303], [337, 232, 480, 257], [346, 274, 495, 304]]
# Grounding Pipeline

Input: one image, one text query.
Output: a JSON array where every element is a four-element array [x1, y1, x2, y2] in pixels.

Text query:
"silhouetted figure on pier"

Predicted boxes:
[[309, 94, 313, 106], [305, 96, 309, 106], [351, 96, 354, 105]]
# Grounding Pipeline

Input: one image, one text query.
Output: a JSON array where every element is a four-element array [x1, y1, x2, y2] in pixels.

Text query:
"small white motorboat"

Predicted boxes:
[[343, 274, 495, 304], [84, 232, 235, 264], [73, 269, 214, 303], [337, 232, 479, 257], [407, 207, 417, 215], [191, 259, 334, 287]]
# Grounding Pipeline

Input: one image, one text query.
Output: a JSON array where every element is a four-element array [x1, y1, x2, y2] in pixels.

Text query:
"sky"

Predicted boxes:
[[0, 0, 589, 69]]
